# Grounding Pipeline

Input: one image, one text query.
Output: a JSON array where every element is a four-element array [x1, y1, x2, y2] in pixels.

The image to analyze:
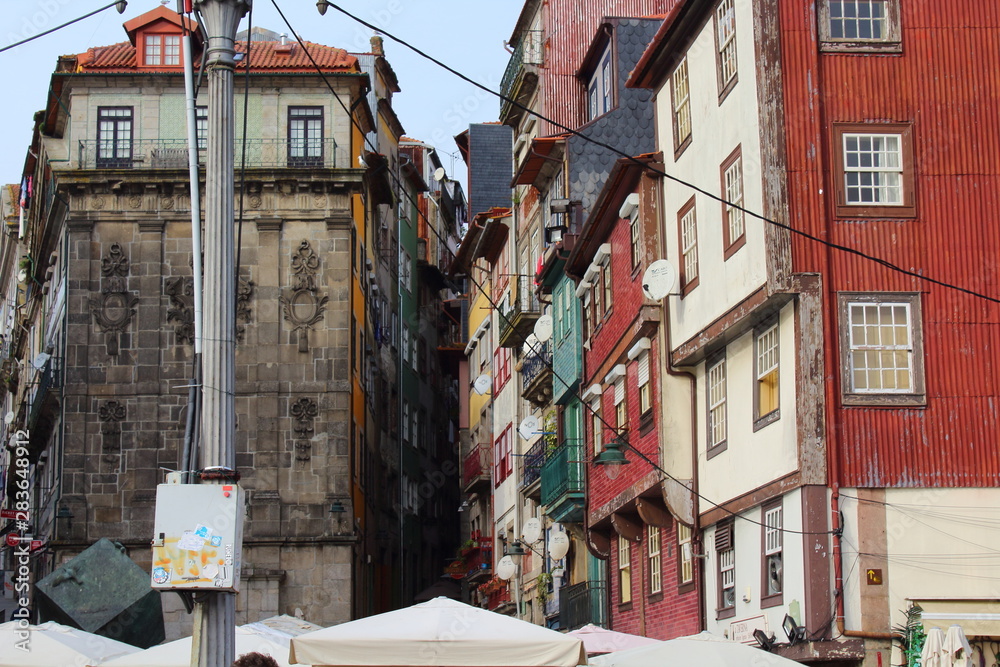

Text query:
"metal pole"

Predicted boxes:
[[191, 2, 249, 666]]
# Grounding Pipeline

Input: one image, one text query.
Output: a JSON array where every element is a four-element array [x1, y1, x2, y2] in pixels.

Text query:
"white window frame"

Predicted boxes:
[[763, 504, 783, 600], [715, 0, 738, 95], [678, 523, 694, 586], [671, 58, 692, 153], [647, 525, 662, 595], [842, 132, 903, 206], [618, 534, 632, 604], [679, 200, 699, 292], [707, 355, 727, 454], [755, 323, 780, 426], [819, 0, 901, 52]]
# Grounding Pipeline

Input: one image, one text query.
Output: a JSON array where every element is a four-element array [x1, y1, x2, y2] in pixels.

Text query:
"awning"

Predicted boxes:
[[449, 208, 511, 276], [918, 600, 1000, 638], [512, 135, 567, 188]]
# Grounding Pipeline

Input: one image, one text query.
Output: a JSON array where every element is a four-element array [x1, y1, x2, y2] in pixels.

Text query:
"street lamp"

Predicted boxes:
[[316, 0, 328, 14], [593, 432, 631, 480]]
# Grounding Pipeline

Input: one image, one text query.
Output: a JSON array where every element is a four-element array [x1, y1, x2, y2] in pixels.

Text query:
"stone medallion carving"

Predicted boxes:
[[312, 195, 325, 209], [160, 197, 174, 210], [128, 195, 142, 209], [98, 399, 126, 462], [249, 195, 262, 209], [165, 276, 195, 345], [290, 397, 318, 462], [92, 196, 106, 210], [90, 243, 139, 356], [236, 275, 255, 343], [280, 240, 328, 352]]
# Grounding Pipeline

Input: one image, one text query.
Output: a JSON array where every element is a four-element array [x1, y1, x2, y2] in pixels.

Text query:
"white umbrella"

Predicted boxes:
[[0, 620, 140, 667], [566, 625, 662, 655], [289, 597, 587, 667], [100, 616, 321, 667], [922, 627, 946, 667], [589, 631, 804, 667], [943, 625, 973, 667]]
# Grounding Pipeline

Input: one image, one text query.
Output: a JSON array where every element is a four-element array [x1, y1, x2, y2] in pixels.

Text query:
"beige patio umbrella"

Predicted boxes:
[[289, 597, 587, 666], [589, 631, 807, 667], [566, 625, 662, 656], [943, 625, 973, 667], [921, 627, 947, 667], [0, 620, 140, 666]]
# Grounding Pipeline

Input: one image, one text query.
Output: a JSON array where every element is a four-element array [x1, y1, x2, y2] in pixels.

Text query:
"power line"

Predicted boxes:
[[0, 1, 127, 55], [320, 1, 1000, 307], [272, 0, 838, 537]]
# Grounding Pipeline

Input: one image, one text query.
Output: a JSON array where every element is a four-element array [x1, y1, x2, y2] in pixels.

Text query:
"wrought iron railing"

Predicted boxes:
[[520, 438, 546, 489], [462, 444, 491, 489], [521, 340, 552, 391], [560, 580, 607, 631], [541, 439, 583, 507], [500, 30, 544, 104], [76, 138, 339, 170], [499, 276, 542, 345]]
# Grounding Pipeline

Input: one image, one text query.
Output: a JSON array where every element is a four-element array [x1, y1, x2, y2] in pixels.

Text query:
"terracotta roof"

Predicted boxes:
[[78, 40, 358, 73], [511, 135, 568, 187], [123, 6, 195, 44]]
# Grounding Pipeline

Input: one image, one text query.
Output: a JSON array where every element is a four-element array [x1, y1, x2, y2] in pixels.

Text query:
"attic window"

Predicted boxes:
[[145, 34, 181, 66]]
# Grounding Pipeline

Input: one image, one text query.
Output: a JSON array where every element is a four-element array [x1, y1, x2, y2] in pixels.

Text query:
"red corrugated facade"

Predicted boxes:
[[779, 1, 1000, 487], [537, 0, 677, 137]]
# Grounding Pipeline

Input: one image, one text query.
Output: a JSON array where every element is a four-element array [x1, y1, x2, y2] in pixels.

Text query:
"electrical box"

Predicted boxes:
[[150, 483, 244, 592]]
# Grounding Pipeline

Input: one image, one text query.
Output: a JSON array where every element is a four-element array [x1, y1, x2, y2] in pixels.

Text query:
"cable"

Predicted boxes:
[[271, 0, 836, 537], [0, 1, 127, 55], [321, 1, 1000, 307], [235, 2, 252, 285]]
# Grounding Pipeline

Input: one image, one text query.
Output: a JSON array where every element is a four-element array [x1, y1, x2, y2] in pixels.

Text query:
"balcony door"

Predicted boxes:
[[288, 106, 324, 167], [97, 107, 133, 168]]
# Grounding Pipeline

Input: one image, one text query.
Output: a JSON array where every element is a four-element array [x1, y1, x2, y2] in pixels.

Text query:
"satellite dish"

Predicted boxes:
[[32, 352, 51, 370], [433, 167, 447, 182], [533, 314, 553, 342], [3, 411, 14, 425], [496, 556, 517, 580], [472, 374, 492, 395], [518, 415, 540, 441], [522, 518, 542, 544], [549, 530, 570, 560], [522, 333, 540, 357], [641, 259, 677, 301]]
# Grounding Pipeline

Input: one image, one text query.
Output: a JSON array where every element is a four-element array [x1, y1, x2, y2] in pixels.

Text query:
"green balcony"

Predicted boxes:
[[499, 30, 543, 125], [541, 440, 584, 523]]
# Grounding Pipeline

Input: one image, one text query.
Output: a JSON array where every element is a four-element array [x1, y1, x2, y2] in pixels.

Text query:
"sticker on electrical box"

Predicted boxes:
[[152, 567, 169, 585], [211, 535, 222, 547], [193, 524, 211, 539], [178, 530, 205, 552]]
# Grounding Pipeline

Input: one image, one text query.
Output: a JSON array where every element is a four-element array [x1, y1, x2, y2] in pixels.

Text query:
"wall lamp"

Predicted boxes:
[[782, 613, 806, 645], [593, 432, 631, 480]]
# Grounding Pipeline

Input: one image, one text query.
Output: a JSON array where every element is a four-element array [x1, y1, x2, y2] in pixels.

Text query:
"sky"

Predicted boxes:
[[0, 0, 524, 189]]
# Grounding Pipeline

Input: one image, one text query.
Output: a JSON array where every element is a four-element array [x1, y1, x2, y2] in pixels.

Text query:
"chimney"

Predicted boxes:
[[370, 34, 384, 56]]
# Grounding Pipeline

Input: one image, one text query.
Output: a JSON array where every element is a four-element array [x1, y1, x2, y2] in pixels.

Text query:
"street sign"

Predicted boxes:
[[0, 509, 28, 520]]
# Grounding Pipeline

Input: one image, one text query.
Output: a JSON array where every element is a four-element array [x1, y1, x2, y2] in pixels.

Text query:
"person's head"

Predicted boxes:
[[232, 651, 281, 667]]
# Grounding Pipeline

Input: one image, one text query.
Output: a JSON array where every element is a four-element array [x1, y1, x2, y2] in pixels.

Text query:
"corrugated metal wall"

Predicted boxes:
[[538, 0, 677, 136], [780, 1, 1000, 486]]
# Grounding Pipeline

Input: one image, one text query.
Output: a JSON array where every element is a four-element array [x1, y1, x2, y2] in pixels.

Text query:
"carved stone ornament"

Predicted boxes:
[[280, 240, 328, 352], [128, 195, 142, 209], [98, 399, 126, 462], [249, 195, 262, 209], [165, 276, 195, 345], [236, 275, 255, 343], [290, 397, 318, 462], [90, 243, 139, 356]]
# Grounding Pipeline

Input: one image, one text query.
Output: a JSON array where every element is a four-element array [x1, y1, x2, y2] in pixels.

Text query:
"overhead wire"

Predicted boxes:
[[0, 1, 127, 55], [270, 0, 839, 536]]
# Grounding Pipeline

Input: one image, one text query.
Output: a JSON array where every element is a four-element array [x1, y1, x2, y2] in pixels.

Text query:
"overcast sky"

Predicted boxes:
[[1, 0, 522, 189]]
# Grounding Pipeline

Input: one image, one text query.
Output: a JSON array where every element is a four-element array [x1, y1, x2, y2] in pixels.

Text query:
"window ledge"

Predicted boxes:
[[706, 441, 728, 460], [842, 393, 926, 408], [761, 593, 784, 609], [820, 41, 902, 54], [752, 410, 779, 432], [716, 606, 736, 620]]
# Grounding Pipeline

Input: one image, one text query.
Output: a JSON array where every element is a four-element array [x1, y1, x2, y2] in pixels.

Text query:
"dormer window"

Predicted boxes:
[[585, 44, 613, 122], [145, 34, 181, 66]]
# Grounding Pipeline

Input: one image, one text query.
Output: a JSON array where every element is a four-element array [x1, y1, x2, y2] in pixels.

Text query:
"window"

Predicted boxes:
[[629, 202, 641, 269], [586, 45, 613, 121], [834, 123, 915, 218], [671, 58, 692, 154], [618, 534, 632, 604], [707, 355, 727, 456], [721, 147, 745, 258], [402, 323, 410, 365], [494, 425, 513, 485], [591, 398, 603, 456], [819, 0, 901, 52], [716, 522, 735, 617], [648, 525, 662, 595], [494, 347, 511, 393], [288, 106, 324, 167], [637, 350, 652, 417], [754, 322, 780, 426], [402, 401, 410, 444], [762, 503, 783, 605], [145, 34, 181, 66], [399, 248, 413, 292], [97, 107, 133, 168], [678, 523, 694, 587], [614, 378, 627, 431], [715, 0, 738, 98], [411, 334, 419, 371], [678, 198, 699, 294], [602, 260, 613, 315], [840, 292, 925, 405], [196, 106, 208, 150]]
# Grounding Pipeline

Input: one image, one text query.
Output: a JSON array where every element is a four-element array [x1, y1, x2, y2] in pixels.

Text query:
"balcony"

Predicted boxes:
[[485, 583, 513, 614], [519, 438, 545, 500], [462, 532, 494, 584], [76, 138, 339, 171], [541, 440, 584, 523], [462, 444, 492, 493], [559, 580, 607, 631], [500, 30, 544, 125], [520, 340, 552, 407], [498, 276, 541, 348]]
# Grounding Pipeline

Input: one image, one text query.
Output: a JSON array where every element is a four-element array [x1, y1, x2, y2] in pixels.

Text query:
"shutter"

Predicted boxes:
[[715, 522, 733, 551], [638, 350, 650, 387], [615, 378, 625, 405]]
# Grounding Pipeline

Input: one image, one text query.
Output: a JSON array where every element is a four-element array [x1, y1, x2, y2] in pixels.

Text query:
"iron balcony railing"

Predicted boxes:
[[500, 30, 544, 104], [560, 580, 607, 631], [27, 357, 60, 432], [499, 276, 542, 347], [521, 340, 552, 391], [541, 439, 584, 508], [77, 138, 339, 170], [462, 444, 492, 490], [519, 438, 546, 490]]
